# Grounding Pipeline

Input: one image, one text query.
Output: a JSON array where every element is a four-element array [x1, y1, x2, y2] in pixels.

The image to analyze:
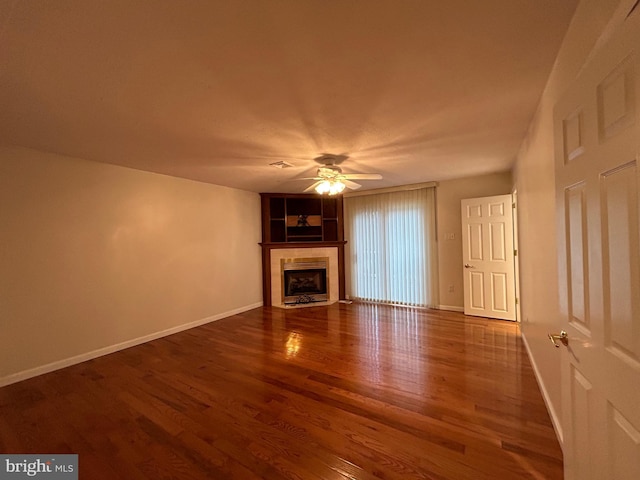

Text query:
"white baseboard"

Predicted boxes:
[[521, 330, 564, 448], [0, 301, 263, 388], [437, 305, 464, 312]]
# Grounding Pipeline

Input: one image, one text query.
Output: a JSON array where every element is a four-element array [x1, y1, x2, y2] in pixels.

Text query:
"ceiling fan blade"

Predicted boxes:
[[303, 181, 323, 193], [342, 173, 382, 180], [343, 179, 362, 190]]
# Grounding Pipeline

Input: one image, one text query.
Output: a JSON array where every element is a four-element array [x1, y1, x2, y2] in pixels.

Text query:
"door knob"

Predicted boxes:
[[548, 330, 568, 348], [464, 264, 474, 268]]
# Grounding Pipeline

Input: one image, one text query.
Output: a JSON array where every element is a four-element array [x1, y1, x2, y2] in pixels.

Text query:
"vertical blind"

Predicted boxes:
[[344, 187, 439, 307]]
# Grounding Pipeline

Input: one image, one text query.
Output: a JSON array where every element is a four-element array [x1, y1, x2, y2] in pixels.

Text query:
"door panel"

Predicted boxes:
[[566, 182, 589, 329], [461, 194, 516, 321], [602, 161, 640, 363], [489, 222, 506, 261], [490, 272, 508, 312], [597, 55, 635, 140], [554, 8, 640, 479], [609, 406, 640, 479], [570, 366, 593, 480], [468, 223, 483, 260], [470, 271, 485, 309]]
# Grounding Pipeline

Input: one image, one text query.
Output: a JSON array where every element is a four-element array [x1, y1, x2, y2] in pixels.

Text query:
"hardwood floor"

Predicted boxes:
[[0, 304, 562, 479]]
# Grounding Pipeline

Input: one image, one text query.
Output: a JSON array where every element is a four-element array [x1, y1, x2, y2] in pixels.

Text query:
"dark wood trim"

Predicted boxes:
[[336, 196, 345, 241], [260, 195, 271, 245], [259, 241, 347, 248], [261, 245, 271, 306], [337, 241, 346, 299]]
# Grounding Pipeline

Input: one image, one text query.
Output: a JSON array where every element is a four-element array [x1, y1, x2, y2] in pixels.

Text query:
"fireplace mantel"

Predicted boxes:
[[259, 241, 346, 248]]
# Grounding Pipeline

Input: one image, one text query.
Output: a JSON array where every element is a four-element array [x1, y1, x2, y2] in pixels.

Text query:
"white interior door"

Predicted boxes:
[[554, 5, 640, 480], [461, 194, 516, 321]]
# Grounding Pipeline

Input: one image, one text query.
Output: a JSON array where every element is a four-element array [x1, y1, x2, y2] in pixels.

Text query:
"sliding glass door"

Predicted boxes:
[[345, 187, 438, 307]]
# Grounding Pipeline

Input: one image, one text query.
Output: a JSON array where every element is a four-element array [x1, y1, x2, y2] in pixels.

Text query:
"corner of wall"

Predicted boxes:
[[436, 172, 513, 310]]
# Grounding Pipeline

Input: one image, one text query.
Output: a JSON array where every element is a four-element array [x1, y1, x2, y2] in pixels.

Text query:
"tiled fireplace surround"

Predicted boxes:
[[270, 247, 339, 307], [260, 242, 346, 308]]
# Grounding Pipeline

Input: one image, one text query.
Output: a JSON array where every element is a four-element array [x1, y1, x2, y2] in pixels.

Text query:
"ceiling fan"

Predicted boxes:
[[301, 154, 382, 195]]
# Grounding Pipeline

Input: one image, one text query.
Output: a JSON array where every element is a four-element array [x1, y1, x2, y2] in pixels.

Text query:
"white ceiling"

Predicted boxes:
[[0, 0, 578, 193]]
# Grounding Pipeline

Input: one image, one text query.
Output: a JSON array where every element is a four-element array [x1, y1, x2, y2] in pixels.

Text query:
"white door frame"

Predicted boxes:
[[512, 189, 521, 322]]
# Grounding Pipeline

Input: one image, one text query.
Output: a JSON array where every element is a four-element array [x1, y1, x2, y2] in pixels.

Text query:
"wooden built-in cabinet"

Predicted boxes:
[[259, 193, 346, 306], [261, 194, 343, 243]]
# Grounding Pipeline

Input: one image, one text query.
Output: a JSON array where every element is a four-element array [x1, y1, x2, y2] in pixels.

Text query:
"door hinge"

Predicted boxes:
[[514, 249, 518, 256], [512, 203, 516, 209], [515, 298, 519, 305]]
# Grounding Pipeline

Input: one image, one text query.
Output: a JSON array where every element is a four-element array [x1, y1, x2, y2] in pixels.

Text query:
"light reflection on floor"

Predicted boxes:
[[265, 302, 523, 403], [234, 303, 557, 478]]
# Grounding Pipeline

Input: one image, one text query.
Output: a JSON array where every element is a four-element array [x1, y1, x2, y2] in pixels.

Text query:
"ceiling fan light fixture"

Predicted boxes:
[[315, 179, 345, 195], [330, 181, 346, 195], [315, 180, 331, 194]]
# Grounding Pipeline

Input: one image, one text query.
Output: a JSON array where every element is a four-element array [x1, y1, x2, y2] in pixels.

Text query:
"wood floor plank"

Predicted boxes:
[[0, 304, 563, 479]]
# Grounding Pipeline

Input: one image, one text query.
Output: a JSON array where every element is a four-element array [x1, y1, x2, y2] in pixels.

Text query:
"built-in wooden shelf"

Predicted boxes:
[[260, 193, 346, 306], [261, 194, 343, 243]]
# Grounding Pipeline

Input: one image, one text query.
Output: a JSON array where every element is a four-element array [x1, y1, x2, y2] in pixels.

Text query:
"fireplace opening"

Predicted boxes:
[[282, 258, 328, 305]]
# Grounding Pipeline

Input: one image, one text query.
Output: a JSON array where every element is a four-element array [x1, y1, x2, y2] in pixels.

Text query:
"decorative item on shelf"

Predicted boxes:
[[296, 214, 310, 227]]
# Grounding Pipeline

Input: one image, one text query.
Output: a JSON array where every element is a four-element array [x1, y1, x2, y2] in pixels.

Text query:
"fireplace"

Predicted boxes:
[[267, 247, 340, 308], [281, 258, 328, 305]]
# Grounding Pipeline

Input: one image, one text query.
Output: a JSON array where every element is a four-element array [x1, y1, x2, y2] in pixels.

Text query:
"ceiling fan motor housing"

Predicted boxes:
[[318, 166, 343, 177]]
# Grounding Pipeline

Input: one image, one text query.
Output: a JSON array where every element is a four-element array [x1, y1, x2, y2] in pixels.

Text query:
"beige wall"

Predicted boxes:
[[0, 146, 262, 384], [436, 172, 513, 310], [513, 0, 623, 444]]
